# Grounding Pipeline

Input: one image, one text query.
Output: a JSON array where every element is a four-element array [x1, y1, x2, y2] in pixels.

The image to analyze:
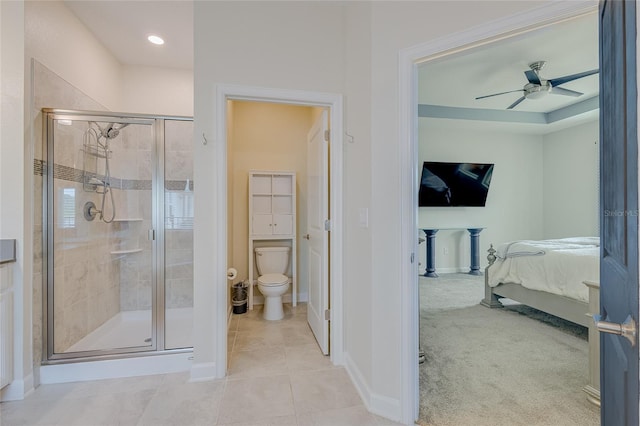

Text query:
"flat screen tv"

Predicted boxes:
[[419, 161, 494, 207]]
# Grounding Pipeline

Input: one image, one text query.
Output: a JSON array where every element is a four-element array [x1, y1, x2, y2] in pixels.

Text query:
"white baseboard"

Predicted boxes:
[[189, 361, 218, 382], [343, 353, 371, 407], [40, 352, 192, 384], [370, 392, 402, 423], [0, 372, 34, 402], [343, 353, 403, 424]]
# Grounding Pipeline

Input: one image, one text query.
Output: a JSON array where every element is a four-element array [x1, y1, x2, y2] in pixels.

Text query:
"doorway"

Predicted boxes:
[[214, 85, 344, 376], [225, 101, 329, 350], [398, 2, 604, 424]]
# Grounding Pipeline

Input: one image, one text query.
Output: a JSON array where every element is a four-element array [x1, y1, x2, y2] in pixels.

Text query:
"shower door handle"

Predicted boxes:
[[303, 234, 310, 240], [148, 229, 156, 241]]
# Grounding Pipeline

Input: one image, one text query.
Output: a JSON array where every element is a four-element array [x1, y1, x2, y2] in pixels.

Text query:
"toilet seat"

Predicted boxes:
[[258, 273, 289, 286]]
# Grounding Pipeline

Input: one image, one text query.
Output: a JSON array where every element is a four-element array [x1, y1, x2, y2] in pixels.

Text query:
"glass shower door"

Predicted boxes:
[[46, 112, 157, 358], [163, 118, 194, 350]]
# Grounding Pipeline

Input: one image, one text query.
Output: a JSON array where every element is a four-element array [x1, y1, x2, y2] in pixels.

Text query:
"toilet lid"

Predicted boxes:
[[258, 273, 289, 286]]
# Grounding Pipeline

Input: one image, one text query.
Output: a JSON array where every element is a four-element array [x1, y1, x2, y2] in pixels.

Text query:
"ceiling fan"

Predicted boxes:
[[475, 61, 599, 110]]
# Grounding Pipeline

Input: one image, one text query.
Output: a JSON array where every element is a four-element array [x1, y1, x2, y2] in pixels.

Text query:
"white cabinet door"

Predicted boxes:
[[273, 214, 293, 235], [252, 215, 273, 235]]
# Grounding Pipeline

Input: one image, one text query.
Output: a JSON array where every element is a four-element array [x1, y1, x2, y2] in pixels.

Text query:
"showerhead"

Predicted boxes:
[[106, 127, 120, 139], [100, 122, 130, 139]]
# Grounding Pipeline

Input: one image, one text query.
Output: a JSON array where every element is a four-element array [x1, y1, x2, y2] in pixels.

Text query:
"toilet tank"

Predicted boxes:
[[255, 246, 290, 275]]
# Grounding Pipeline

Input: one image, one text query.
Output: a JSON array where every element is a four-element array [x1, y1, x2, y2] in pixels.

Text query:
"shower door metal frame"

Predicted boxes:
[[42, 109, 192, 363]]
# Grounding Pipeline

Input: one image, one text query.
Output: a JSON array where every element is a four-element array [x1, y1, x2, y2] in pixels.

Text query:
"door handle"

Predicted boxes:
[[303, 234, 310, 240], [593, 314, 637, 346]]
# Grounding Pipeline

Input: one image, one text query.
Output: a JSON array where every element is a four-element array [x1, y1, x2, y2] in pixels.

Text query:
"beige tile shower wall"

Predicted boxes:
[[113, 124, 154, 311], [165, 230, 194, 309], [51, 183, 121, 353], [116, 219, 152, 312], [165, 121, 193, 181], [51, 144, 121, 353], [32, 61, 109, 358]]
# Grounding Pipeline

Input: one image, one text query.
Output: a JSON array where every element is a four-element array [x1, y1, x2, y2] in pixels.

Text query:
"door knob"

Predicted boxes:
[[593, 314, 637, 346], [303, 234, 310, 240]]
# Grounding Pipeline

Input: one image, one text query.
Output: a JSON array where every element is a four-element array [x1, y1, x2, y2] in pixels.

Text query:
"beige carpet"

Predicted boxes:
[[418, 274, 600, 426]]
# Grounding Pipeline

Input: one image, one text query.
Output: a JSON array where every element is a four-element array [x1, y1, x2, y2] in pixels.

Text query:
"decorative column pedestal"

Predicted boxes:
[[423, 229, 439, 277], [421, 227, 484, 277], [468, 228, 483, 275]]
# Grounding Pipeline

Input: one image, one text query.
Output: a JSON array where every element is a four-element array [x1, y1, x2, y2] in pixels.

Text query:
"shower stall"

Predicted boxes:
[[42, 109, 194, 362]]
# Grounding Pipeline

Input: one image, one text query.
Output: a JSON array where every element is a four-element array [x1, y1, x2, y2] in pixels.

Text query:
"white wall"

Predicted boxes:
[[342, 2, 374, 391], [367, 2, 552, 417], [194, 1, 554, 422], [0, 0, 29, 402], [418, 119, 545, 272], [192, 0, 347, 382], [417, 118, 599, 272], [416, 118, 599, 272], [25, 1, 122, 111], [121, 65, 193, 116], [542, 120, 599, 238], [25, 2, 193, 117]]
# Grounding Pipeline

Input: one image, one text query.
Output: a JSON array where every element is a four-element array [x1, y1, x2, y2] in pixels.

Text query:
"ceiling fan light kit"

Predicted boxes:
[[476, 60, 599, 110], [524, 82, 551, 99]]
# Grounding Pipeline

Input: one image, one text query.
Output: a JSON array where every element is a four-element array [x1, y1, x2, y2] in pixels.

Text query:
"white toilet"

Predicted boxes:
[[255, 246, 291, 320]]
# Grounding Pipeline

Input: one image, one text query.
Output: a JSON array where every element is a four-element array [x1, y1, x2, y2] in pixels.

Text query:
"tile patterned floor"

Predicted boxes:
[[1, 303, 403, 426]]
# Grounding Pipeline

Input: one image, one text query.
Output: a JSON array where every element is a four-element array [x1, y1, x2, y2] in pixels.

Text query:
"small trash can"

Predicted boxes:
[[231, 281, 248, 314]]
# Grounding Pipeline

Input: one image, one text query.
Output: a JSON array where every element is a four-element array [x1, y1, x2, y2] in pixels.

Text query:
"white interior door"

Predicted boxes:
[[306, 109, 329, 354]]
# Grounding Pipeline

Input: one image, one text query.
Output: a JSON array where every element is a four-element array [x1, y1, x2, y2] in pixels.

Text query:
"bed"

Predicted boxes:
[[480, 237, 601, 405]]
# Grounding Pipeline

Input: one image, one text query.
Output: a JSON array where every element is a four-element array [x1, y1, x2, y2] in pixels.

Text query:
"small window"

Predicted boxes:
[[61, 188, 76, 228], [165, 191, 194, 230]]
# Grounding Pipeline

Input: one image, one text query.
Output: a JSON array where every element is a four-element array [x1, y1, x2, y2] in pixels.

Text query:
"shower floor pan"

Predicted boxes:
[[65, 307, 193, 353]]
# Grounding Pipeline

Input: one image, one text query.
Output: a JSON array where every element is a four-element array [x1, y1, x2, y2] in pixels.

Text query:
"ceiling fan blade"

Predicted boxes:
[[524, 70, 541, 85], [548, 69, 599, 87], [551, 86, 583, 97], [507, 96, 526, 110], [475, 89, 524, 100]]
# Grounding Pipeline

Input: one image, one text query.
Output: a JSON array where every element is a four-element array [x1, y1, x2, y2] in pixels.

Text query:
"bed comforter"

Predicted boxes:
[[488, 237, 600, 303]]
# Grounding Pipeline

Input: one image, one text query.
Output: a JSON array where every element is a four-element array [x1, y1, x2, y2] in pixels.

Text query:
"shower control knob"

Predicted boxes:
[[83, 201, 98, 221]]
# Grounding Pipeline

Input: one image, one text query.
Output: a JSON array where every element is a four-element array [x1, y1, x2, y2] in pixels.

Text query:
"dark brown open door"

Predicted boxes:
[[599, 1, 639, 425]]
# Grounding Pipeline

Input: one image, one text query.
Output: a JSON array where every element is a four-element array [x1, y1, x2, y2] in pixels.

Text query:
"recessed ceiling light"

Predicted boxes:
[[147, 35, 164, 45]]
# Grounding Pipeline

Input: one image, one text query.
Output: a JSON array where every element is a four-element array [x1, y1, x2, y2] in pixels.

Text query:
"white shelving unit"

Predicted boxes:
[[248, 171, 296, 309]]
